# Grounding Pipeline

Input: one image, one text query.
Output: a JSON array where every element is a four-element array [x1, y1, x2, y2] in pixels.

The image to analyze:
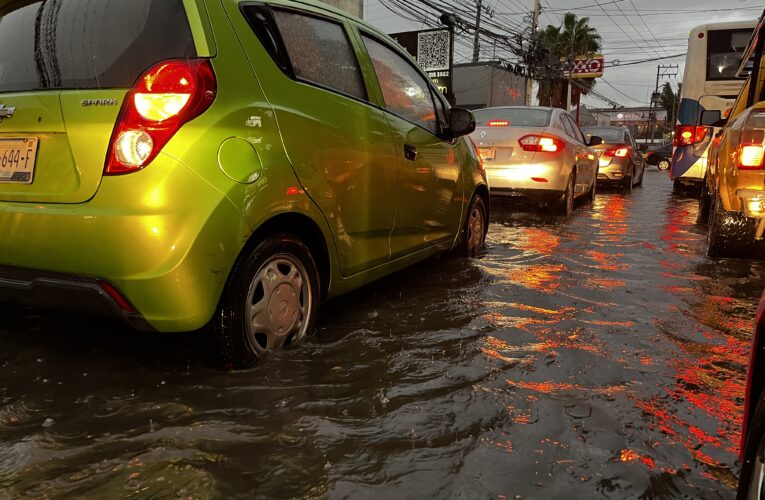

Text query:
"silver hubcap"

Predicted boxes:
[[245, 254, 311, 354], [659, 160, 669, 169], [467, 204, 484, 253]]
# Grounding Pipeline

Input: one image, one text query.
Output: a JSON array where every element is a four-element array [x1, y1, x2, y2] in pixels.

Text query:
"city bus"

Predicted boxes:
[[673, 20, 756, 191]]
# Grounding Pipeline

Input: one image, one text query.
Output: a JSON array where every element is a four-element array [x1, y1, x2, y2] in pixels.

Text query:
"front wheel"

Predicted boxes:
[[212, 234, 321, 368], [457, 194, 487, 257], [658, 159, 670, 171]]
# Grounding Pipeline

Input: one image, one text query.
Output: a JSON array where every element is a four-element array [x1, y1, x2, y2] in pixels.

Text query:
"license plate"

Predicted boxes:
[[478, 147, 496, 161], [0, 138, 38, 184]]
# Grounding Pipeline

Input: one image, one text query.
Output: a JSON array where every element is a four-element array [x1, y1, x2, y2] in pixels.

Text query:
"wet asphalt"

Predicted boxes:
[[1, 168, 764, 499]]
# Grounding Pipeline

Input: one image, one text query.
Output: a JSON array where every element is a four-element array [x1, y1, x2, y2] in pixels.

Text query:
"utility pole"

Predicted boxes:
[[647, 64, 678, 144], [525, 0, 541, 106], [472, 0, 482, 63]]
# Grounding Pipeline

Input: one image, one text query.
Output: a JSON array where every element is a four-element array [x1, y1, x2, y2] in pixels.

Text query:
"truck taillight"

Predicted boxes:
[[737, 118, 765, 170], [105, 59, 217, 175], [674, 125, 709, 146], [519, 134, 565, 153], [603, 145, 630, 157]]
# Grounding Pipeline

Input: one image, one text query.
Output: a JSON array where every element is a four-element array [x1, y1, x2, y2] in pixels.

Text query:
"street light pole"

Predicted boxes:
[[472, 0, 482, 63], [525, 0, 541, 106]]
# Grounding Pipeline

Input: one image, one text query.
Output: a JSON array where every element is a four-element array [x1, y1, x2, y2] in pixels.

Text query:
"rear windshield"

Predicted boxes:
[[583, 128, 625, 142], [0, 0, 195, 92], [473, 108, 551, 127]]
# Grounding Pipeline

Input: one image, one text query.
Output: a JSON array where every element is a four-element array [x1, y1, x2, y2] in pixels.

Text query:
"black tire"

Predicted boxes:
[[457, 194, 487, 257], [622, 168, 633, 193], [707, 195, 757, 258], [698, 180, 712, 225], [738, 394, 765, 500], [554, 175, 575, 216], [588, 176, 597, 204], [658, 159, 670, 171], [212, 234, 321, 369], [635, 163, 644, 187]]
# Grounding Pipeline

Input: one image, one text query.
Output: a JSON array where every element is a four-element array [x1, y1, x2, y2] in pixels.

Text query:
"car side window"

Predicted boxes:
[[271, 9, 366, 101], [559, 114, 576, 138], [564, 115, 586, 144], [360, 34, 438, 135]]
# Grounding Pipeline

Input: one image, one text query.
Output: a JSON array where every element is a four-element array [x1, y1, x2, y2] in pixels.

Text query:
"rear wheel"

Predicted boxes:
[[457, 194, 487, 257], [212, 234, 320, 369], [622, 168, 633, 193], [554, 175, 575, 216], [658, 159, 670, 171], [707, 194, 757, 258], [738, 394, 765, 500]]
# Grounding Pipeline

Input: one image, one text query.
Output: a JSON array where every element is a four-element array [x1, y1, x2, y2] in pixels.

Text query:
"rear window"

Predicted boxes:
[[0, 0, 195, 93], [707, 29, 752, 81], [473, 108, 551, 127], [583, 128, 624, 142]]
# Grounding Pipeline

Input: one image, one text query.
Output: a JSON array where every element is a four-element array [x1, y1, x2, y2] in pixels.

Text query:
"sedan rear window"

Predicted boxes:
[[0, 0, 195, 92], [473, 108, 551, 127], [582, 128, 625, 142]]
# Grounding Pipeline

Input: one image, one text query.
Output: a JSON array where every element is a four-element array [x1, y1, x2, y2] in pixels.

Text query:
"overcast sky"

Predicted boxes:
[[362, 0, 764, 108]]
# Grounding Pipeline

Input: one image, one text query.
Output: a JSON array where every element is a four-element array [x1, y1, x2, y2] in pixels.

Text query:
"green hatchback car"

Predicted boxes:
[[0, 0, 487, 366]]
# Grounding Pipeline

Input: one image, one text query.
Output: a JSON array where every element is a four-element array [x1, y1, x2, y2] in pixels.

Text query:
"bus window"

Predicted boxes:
[[707, 29, 753, 80]]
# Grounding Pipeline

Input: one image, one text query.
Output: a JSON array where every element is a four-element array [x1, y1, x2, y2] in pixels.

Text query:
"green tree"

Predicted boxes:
[[537, 13, 602, 109], [657, 82, 681, 124]]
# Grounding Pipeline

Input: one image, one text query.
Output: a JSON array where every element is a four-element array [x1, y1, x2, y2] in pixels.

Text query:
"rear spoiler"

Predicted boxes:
[[737, 9, 765, 78], [738, 10, 765, 108]]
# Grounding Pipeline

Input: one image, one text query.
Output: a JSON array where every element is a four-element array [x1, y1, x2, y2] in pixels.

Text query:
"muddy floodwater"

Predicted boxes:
[[2, 170, 765, 498]]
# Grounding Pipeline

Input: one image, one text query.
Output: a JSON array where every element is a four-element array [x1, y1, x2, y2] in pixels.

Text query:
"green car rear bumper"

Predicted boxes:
[[0, 154, 249, 332]]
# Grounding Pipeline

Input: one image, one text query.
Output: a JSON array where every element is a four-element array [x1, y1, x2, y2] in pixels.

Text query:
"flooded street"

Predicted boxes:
[[2, 169, 764, 498]]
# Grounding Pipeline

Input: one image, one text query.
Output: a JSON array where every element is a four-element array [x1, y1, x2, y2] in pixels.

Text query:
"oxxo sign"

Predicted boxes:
[[561, 54, 605, 79]]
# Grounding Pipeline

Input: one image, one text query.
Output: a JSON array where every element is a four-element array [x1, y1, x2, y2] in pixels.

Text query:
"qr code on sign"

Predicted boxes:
[[417, 30, 450, 72]]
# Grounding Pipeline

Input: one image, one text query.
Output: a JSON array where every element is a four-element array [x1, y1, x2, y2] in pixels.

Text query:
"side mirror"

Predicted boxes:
[[445, 108, 476, 140], [588, 135, 603, 147], [700, 109, 727, 127]]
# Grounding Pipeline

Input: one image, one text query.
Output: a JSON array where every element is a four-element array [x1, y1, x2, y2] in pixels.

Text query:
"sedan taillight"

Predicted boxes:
[[603, 145, 630, 158], [519, 134, 565, 154]]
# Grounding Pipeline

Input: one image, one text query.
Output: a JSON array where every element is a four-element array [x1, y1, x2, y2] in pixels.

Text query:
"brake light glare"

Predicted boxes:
[[674, 125, 709, 146], [519, 134, 565, 153], [105, 59, 217, 175], [739, 145, 765, 169], [487, 120, 510, 127], [603, 146, 630, 158]]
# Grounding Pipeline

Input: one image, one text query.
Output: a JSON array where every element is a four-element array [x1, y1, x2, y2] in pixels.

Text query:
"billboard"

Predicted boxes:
[[389, 28, 454, 102], [561, 54, 605, 79]]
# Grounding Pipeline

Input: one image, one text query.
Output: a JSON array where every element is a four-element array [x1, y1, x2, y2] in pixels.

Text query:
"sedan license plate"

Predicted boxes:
[[478, 147, 496, 161], [0, 138, 38, 184]]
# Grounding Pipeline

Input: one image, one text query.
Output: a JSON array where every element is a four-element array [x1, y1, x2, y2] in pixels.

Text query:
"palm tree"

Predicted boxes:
[[537, 13, 601, 109]]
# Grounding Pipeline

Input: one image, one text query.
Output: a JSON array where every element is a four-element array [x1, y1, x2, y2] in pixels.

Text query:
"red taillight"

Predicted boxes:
[[737, 127, 765, 169], [105, 59, 217, 175], [519, 134, 565, 153], [674, 125, 709, 147], [603, 145, 630, 158], [487, 120, 510, 127]]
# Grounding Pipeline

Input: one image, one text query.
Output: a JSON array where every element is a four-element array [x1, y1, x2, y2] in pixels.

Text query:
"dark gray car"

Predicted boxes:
[[583, 127, 646, 191]]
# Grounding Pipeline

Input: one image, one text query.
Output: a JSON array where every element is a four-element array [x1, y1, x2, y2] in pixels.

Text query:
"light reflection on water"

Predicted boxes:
[[1, 172, 764, 497]]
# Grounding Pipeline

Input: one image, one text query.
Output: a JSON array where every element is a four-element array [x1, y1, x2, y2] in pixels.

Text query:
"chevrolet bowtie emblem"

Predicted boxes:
[[0, 104, 16, 122]]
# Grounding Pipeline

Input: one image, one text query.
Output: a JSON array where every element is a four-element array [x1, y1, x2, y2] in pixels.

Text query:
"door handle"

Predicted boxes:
[[404, 144, 417, 161]]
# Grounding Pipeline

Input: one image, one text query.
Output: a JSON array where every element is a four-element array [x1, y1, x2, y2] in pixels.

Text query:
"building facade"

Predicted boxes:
[[319, 0, 362, 17]]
